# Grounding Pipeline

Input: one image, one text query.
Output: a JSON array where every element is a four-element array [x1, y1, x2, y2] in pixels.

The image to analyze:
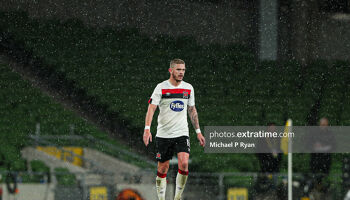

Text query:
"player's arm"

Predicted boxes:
[[143, 103, 157, 146], [188, 105, 205, 147]]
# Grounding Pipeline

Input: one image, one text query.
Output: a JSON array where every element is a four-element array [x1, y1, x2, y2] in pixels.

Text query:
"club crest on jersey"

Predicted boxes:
[[183, 91, 189, 99], [170, 100, 184, 112]]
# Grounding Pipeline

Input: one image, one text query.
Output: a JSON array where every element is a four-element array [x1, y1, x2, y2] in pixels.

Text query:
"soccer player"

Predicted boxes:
[[143, 58, 205, 200]]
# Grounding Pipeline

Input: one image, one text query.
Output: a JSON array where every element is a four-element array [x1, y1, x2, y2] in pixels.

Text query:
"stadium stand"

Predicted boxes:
[[1, 11, 350, 175], [318, 61, 350, 125], [0, 56, 149, 173]]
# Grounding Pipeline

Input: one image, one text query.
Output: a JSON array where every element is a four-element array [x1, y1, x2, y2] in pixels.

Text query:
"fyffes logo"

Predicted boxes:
[[170, 100, 184, 112]]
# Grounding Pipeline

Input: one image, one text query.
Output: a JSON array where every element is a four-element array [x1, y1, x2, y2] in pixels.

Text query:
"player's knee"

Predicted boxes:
[[179, 160, 188, 170], [158, 168, 167, 174], [158, 163, 169, 174]]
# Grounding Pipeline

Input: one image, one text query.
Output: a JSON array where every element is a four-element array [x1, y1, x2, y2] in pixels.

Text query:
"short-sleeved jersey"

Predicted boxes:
[[149, 80, 195, 138]]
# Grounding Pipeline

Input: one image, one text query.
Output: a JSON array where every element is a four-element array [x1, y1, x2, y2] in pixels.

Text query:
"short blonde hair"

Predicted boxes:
[[170, 58, 185, 68]]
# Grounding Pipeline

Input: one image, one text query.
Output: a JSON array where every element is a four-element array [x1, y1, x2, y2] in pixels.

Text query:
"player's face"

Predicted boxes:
[[170, 64, 186, 82]]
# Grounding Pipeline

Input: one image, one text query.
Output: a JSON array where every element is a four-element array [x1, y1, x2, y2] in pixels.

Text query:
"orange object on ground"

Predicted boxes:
[[116, 189, 144, 200]]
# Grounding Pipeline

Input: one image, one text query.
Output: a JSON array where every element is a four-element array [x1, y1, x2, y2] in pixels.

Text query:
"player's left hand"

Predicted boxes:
[[197, 133, 206, 147]]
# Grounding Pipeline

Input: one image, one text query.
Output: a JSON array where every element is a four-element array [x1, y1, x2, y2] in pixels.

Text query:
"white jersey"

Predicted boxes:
[[149, 80, 195, 138]]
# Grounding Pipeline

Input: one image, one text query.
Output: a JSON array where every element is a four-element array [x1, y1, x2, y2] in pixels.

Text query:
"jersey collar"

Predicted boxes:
[[167, 80, 183, 88]]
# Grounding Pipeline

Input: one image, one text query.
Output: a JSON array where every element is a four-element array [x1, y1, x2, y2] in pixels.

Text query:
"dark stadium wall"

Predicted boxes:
[[0, 0, 258, 48], [278, 0, 350, 62], [1, 0, 350, 61]]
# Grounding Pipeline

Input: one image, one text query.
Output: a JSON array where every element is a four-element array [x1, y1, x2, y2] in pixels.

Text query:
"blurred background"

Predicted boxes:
[[0, 0, 349, 199]]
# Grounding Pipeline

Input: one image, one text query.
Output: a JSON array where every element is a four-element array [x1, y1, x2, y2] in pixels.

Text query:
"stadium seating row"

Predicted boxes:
[[0, 60, 131, 172]]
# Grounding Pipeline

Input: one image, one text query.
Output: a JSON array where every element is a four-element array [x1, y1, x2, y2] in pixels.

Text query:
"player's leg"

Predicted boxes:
[[174, 152, 189, 200], [174, 136, 190, 200], [155, 137, 173, 200], [158, 160, 170, 174], [156, 160, 170, 200], [177, 152, 189, 171]]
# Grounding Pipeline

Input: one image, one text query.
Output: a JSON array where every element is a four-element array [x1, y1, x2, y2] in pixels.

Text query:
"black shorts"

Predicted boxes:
[[155, 136, 190, 162]]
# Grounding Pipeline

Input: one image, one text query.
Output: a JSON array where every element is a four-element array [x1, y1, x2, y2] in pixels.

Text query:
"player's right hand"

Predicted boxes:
[[143, 129, 152, 146]]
